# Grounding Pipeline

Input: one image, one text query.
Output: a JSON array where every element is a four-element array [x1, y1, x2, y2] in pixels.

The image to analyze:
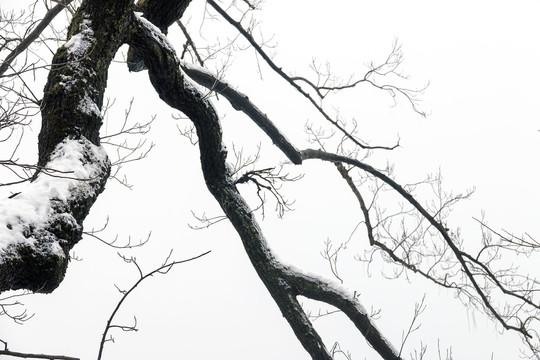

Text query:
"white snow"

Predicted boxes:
[[78, 92, 101, 117], [0, 137, 109, 259], [134, 12, 175, 57], [59, 15, 102, 119], [65, 18, 94, 59], [133, 13, 213, 109]]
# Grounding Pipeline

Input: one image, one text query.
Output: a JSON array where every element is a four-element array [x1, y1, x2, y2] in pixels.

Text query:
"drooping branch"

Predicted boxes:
[[300, 149, 533, 339], [127, 14, 402, 360]]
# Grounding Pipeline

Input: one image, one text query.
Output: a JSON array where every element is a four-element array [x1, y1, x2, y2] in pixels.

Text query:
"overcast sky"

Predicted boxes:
[[1, 1, 539, 359]]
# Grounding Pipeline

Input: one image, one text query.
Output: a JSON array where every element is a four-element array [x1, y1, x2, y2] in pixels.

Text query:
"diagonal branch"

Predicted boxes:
[[127, 14, 401, 360], [0, 0, 75, 77], [180, 62, 303, 164], [300, 148, 531, 338], [206, 0, 398, 151], [287, 270, 401, 360], [187, 65, 535, 344]]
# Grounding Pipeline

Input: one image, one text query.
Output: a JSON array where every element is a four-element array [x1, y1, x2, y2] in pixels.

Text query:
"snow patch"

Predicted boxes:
[[65, 18, 94, 59], [133, 13, 213, 109], [78, 92, 101, 117], [0, 137, 109, 258], [134, 12, 175, 56]]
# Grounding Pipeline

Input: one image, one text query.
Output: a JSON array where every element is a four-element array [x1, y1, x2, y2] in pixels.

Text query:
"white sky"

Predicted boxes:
[[1, 1, 539, 359]]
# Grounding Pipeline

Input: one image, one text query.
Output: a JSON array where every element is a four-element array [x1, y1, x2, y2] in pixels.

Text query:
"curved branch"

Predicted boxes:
[[287, 270, 401, 360], [300, 148, 531, 338], [127, 15, 401, 360], [97, 250, 211, 360], [180, 63, 303, 164], [178, 60, 530, 342]]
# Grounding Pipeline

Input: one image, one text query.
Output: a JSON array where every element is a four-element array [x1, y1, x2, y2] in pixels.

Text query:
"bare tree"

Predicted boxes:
[[0, 1, 538, 359]]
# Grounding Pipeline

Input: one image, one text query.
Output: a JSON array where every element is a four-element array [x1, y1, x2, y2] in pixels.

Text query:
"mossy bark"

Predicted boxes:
[[39, 0, 133, 166], [0, 0, 133, 293], [127, 0, 192, 71]]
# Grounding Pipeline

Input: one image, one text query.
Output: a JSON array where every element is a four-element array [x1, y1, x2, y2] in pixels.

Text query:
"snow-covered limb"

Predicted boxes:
[[127, 14, 402, 358], [0, 137, 110, 293], [285, 268, 401, 360], [0, 0, 132, 293]]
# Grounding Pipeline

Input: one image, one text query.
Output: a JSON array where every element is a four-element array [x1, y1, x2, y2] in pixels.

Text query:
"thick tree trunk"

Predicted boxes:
[[1, 1, 402, 358], [0, 0, 132, 293]]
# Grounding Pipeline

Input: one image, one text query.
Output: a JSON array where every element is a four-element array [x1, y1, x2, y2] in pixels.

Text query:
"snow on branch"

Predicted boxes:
[[126, 13, 402, 359], [0, 0, 132, 293], [0, 137, 110, 293]]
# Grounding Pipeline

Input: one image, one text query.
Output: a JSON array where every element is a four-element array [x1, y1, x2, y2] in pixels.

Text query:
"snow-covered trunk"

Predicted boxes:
[[0, 0, 133, 293]]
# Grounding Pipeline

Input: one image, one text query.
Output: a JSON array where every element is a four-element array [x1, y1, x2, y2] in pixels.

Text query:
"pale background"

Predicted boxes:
[[1, 1, 539, 359]]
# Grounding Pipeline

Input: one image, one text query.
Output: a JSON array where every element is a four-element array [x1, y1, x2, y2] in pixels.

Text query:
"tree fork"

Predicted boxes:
[[127, 14, 401, 360]]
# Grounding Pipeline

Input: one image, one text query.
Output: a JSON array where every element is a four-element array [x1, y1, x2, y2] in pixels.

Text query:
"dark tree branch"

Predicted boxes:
[[180, 63, 303, 164], [188, 58, 536, 345], [0, 349, 79, 360], [335, 162, 375, 245], [287, 270, 402, 360], [97, 250, 211, 360], [127, 0, 192, 72], [0, 0, 75, 77], [176, 20, 204, 66], [177, 32, 537, 344], [300, 148, 532, 338], [206, 0, 400, 151], [127, 15, 401, 360]]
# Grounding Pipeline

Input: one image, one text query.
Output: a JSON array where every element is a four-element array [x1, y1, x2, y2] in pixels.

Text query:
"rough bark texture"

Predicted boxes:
[[135, 0, 191, 33], [38, 0, 132, 166], [127, 13, 401, 360], [127, 0, 191, 71], [0, 0, 132, 293], [2, 1, 402, 358], [180, 64, 303, 165]]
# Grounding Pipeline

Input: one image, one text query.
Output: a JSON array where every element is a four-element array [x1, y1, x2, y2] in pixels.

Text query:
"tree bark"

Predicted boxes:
[[127, 14, 401, 360], [0, 0, 132, 293], [1, 1, 403, 358], [127, 0, 191, 72]]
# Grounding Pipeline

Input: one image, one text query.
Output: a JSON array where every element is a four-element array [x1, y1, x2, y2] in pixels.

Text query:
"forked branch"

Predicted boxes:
[[128, 14, 401, 359]]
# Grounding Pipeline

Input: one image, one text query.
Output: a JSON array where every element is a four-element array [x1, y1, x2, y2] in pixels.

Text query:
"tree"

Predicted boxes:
[[1, 1, 539, 359]]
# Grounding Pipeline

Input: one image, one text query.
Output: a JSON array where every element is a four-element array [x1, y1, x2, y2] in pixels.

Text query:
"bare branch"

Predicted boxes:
[[0, 349, 79, 360], [0, 0, 74, 76], [207, 0, 408, 150], [97, 250, 211, 360]]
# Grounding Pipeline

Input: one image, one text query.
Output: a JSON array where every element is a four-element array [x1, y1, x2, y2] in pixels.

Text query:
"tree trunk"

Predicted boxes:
[[0, 0, 132, 293]]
